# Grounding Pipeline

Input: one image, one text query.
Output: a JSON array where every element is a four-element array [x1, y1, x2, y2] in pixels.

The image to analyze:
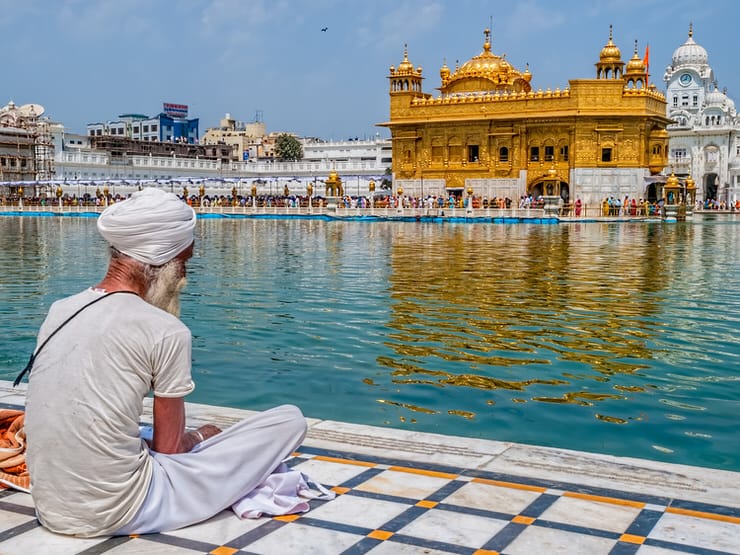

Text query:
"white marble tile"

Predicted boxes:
[[539, 495, 642, 533], [648, 512, 740, 554], [307, 492, 409, 529], [304, 420, 508, 468], [0, 392, 27, 406], [354, 469, 452, 499], [292, 457, 373, 487], [164, 508, 267, 544], [636, 546, 694, 554], [0, 525, 106, 555], [442, 481, 541, 514], [0, 509, 36, 532], [103, 537, 206, 554], [505, 525, 617, 555], [483, 443, 740, 508], [395, 508, 506, 548], [1, 491, 35, 508], [366, 541, 458, 554], [247, 522, 361, 554]]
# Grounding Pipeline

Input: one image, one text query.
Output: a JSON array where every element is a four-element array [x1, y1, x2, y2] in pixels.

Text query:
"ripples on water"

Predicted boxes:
[[0, 215, 738, 471]]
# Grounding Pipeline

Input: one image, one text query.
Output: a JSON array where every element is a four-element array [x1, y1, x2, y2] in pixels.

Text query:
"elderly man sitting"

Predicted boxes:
[[22, 188, 307, 537]]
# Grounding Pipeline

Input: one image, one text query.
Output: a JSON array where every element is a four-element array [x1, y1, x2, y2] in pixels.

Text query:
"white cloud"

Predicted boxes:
[[365, 0, 444, 50], [56, 0, 155, 38]]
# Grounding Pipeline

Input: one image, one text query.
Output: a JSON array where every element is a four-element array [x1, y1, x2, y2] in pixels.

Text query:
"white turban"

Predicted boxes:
[[97, 188, 196, 266]]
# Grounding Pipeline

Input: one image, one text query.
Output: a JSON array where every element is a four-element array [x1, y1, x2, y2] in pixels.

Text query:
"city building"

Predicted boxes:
[[380, 27, 670, 205], [663, 24, 739, 206], [52, 122, 390, 197], [201, 112, 267, 160], [0, 100, 54, 197], [87, 103, 199, 144]]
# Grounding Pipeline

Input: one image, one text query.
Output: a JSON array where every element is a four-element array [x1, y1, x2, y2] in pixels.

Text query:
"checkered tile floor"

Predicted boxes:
[[2, 442, 739, 554]]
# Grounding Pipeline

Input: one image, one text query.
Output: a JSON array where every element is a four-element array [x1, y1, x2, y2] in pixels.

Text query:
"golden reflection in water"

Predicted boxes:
[[380, 223, 691, 418]]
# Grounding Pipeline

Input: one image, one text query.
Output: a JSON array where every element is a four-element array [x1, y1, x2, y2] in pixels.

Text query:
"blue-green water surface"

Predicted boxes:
[[1, 215, 738, 471]]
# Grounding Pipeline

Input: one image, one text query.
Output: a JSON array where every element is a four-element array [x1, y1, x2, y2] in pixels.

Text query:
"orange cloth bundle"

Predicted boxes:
[[0, 409, 30, 492]]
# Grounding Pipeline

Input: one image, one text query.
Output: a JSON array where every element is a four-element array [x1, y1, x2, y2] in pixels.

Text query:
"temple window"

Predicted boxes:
[[530, 146, 539, 161], [544, 146, 554, 161], [468, 145, 479, 162], [601, 147, 612, 162], [673, 96, 678, 107], [693, 95, 698, 107], [431, 145, 443, 162], [499, 146, 509, 162], [681, 95, 689, 106], [560, 145, 569, 161]]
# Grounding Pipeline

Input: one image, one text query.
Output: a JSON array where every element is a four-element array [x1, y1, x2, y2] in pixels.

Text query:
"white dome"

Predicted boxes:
[[672, 27, 708, 66], [705, 86, 725, 107]]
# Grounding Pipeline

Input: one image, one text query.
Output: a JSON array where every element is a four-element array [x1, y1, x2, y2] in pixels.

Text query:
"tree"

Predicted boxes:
[[274, 133, 303, 161], [380, 167, 392, 190]]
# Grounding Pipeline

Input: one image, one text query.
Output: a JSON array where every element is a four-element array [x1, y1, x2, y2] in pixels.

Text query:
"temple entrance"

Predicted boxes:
[[527, 178, 570, 202], [646, 182, 659, 203], [704, 173, 718, 200]]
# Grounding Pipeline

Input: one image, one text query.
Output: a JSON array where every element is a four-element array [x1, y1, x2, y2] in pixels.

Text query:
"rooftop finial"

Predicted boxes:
[[609, 24, 613, 41], [689, 22, 693, 38]]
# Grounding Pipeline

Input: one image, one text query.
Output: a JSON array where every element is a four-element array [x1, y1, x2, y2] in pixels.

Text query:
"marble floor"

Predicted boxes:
[[1, 380, 739, 555]]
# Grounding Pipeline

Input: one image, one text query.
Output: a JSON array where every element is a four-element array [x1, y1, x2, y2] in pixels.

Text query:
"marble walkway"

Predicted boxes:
[[1, 380, 738, 555]]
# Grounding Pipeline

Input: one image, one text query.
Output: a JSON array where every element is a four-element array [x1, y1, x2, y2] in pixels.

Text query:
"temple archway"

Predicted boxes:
[[527, 176, 570, 202], [704, 173, 719, 200]]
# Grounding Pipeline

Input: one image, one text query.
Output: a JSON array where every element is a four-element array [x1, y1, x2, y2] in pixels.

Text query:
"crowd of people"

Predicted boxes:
[[4, 191, 740, 215]]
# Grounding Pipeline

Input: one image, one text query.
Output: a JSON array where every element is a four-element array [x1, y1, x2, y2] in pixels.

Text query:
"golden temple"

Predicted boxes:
[[380, 25, 671, 205]]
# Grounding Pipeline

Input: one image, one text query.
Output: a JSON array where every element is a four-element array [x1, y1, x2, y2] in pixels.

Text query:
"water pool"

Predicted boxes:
[[1, 215, 738, 471]]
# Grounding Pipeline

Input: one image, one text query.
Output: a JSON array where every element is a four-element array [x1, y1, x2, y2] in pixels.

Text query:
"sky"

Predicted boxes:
[[1, 0, 738, 141]]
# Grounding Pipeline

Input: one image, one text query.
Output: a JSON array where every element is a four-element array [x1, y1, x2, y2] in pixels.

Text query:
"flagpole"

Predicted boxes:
[[644, 43, 650, 86]]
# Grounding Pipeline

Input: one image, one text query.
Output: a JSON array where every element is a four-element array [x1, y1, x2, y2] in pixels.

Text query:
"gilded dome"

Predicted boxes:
[[672, 24, 708, 66], [665, 171, 680, 187], [397, 44, 414, 73], [625, 41, 646, 73], [600, 25, 622, 62], [440, 28, 532, 94]]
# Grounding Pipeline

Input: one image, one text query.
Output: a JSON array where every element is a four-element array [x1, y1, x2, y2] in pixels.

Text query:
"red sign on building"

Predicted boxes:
[[163, 103, 188, 118]]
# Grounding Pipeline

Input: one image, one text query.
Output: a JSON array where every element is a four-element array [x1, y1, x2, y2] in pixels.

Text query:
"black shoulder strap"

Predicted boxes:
[[13, 290, 138, 387]]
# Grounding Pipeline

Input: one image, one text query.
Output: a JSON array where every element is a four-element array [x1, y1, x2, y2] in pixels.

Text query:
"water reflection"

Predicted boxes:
[[0, 215, 738, 470], [382, 223, 673, 406]]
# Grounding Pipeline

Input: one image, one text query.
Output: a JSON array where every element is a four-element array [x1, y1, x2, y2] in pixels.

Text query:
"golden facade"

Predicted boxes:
[[380, 27, 671, 204]]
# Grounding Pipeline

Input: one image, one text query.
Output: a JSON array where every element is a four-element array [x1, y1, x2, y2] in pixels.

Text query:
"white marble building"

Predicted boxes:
[[664, 24, 740, 206]]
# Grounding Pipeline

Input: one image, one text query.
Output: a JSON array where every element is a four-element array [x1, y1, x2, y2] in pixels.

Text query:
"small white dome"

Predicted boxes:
[[705, 86, 726, 107], [672, 26, 708, 67]]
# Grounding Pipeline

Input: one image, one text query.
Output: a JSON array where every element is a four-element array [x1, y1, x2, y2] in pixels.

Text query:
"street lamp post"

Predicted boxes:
[[307, 182, 313, 213], [467, 185, 474, 216]]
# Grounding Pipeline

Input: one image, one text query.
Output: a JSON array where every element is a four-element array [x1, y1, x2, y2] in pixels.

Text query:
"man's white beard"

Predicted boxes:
[[144, 260, 187, 317]]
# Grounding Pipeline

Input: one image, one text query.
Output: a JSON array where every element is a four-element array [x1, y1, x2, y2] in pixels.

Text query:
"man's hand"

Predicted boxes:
[[185, 424, 222, 450], [152, 396, 221, 454]]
